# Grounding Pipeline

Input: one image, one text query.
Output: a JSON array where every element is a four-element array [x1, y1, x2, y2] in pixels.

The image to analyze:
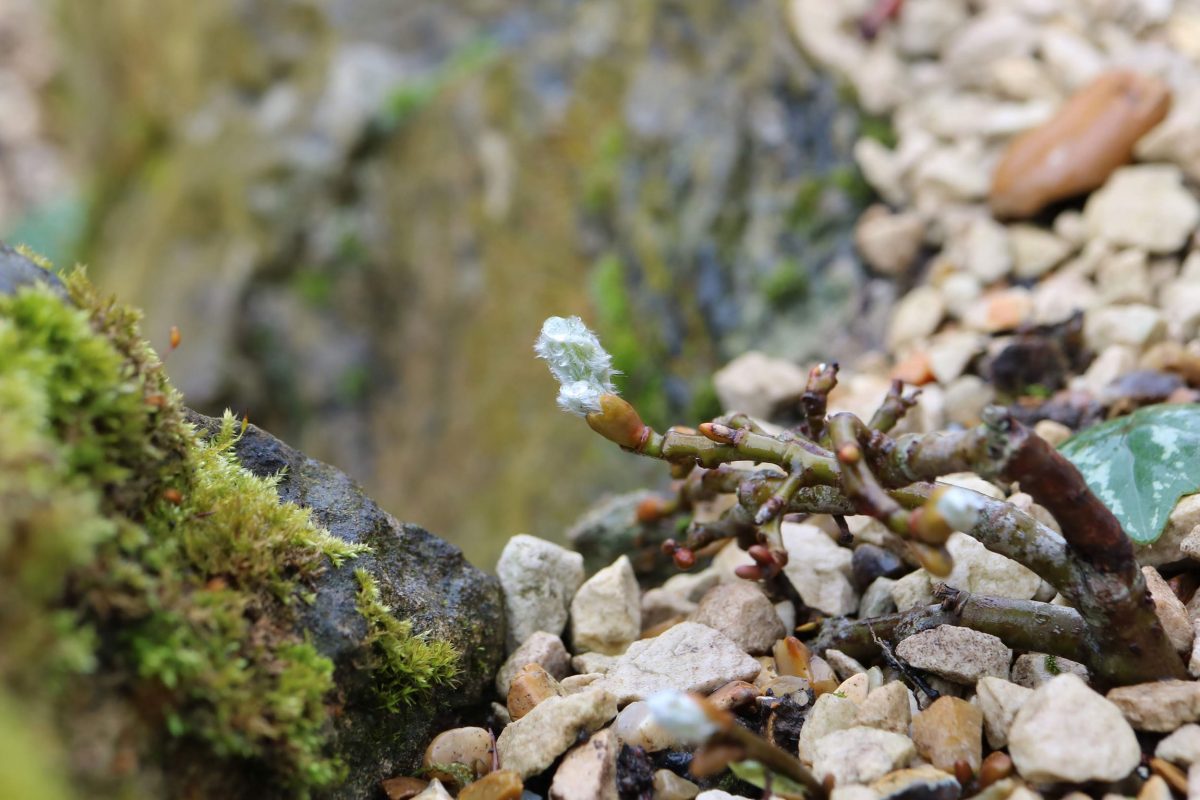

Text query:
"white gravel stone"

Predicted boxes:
[[891, 570, 934, 612], [1143, 566, 1194, 653], [927, 330, 986, 384], [1084, 305, 1167, 352], [975, 676, 1032, 749], [856, 205, 926, 276], [1107, 679, 1200, 732], [895, 625, 1012, 684], [811, 727, 917, 786], [496, 688, 618, 778], [855, 680, 912, 735], [861, 577, 898, 618], [943, 376, 994, 428], [597, 622, 761, 704], [641, 588, 698, 630], [1157, 724, 1200, 766], [496, 631, 572, 696], [1010, 225, 1072, 279], [964, 217, 1013, 283], [855, 137, 907, 208], [692, 583, 786, 655], [887, 286, 946, 352], [611, 701, 679, 753], [572, 652, 617, 675], [799, 692, 860, 763], [713, 351, 808, 419], [781, 522, 858, 616], [1161, 279, 1200, 339], [1008, 674, 1139, 784], [942, 532, 1042, 601], [1010, 653, 1088, 688], [571, 555, 641, 655], [826, 649, 868, 681], [498, 534, 586, 652], [896, 0, 967, 57], [1084, 165, 1200, 255]]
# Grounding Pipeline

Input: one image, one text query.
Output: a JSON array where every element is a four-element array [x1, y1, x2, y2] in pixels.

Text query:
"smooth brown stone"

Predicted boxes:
[[990, 71, 1170, 219], [912, 696, 984, 773], [423, 726, 494, 788], [382, 777, 429, 800], [460, 770, 524, 800], [707, 680, 761, 710], [508, 663, 564, 720]]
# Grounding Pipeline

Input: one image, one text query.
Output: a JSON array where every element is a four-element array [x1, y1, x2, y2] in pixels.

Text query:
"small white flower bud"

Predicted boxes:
[[645, 690, 718, 744], [535, 316, 618, 416]]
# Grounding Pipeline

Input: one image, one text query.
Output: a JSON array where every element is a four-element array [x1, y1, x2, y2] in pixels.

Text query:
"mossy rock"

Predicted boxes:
[[0, 245, 504, 799]]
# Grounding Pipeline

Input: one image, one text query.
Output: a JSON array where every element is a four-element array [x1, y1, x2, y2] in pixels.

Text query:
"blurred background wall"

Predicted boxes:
[[0, 0, 886, 567]]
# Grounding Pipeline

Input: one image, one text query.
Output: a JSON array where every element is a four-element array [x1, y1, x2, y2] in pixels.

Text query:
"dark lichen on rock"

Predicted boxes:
[[0, 246, 504, 798]]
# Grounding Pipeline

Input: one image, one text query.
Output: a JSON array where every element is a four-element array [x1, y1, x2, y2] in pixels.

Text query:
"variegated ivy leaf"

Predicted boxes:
[[1058, 404, 1200, 544]]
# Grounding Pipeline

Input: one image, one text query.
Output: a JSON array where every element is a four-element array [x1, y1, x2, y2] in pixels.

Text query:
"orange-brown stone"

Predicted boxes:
[[912, 696, 984, 774], [990, 71, 1170, 219], [459, 770, 524, 800]]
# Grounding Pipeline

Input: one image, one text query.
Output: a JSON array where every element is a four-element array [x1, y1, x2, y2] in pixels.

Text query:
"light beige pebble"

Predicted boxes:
[[549, 729, 619, 800], [596, 622, 761, 704], [826, 649, 868, 681], [811, 727, 917, 786], [856, 680, 912, 735], [561, 674, 604, 694], [1034, 419, 1072, 447], [1009, 674, 1140, 783], [612, 701, 678, 753], [895, 625, 1012, 684], [498, 535, 585, 652], [507, 663, 565, 720], [911, 696, 983, 773], [692, 583, 786, 655], [572, 652, 617, 675], [413, 779, 453, 800], [713, 351, 808, 419], [571, 555, 641, 656], [942, 531, 1042, 601], [1136, 776, 1171, 800], [1107, 679, 1200, 732], [891, 570, 934, 612], [1156, 724, 1200, 766], [1143, 566, 1194, 653], [496, 688, 618, 779], [641, 588, 698, 631], [869, 765, 959, 800], [652, 770, 699, 800], [835, 673, 871, 704], [799, 692, 860, 764], [975, 676, 1032, 749], [781, 522, 858, 616]]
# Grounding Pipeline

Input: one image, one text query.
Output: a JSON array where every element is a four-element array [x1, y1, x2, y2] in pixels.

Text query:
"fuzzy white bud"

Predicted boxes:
[[936, 486, 986, 532], [645, 690, 718, 744], [535, 316, 618, 416]]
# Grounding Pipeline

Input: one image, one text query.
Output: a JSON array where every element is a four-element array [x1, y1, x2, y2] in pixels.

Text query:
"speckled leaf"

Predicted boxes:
[[1059, 404, 1200, 544]]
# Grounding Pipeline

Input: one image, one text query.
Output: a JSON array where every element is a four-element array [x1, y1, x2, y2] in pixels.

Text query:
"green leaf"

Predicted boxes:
[[728, 760, 809, 799], [1058, 404, 1200, 544]]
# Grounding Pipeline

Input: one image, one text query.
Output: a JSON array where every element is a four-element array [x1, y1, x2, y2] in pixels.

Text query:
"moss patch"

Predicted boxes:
[[0, 263, 459, 796], [354, 569, 459, 713]]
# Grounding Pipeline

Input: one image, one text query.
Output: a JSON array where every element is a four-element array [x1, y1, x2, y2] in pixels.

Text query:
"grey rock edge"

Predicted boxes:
[[0, 246, 506, 799], [189, 410, 506, 797]]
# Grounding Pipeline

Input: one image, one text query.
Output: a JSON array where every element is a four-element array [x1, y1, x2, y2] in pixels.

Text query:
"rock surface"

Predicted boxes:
[[1010, 653, 1088, 688], [1008, 674, 1140, 783], [1107, 679, 1200, 732], [781, 522, 858, 616], [912, 697, 983, 773], [975, 676, 1032, 749], [549, 729, 619, 800], [1084, 165, 1200, 254], [496, 632, 571, 697], [188, 411, 506, 794]]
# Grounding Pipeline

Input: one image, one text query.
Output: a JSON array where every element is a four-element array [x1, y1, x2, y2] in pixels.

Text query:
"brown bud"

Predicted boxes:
[[586, 394, 649, 449], [910, 488, 954, 546], [911, 541, 954, 577], [837, 443, 862, 464], [733, 564, 762, 581], [673, 548, 696, 570], [636, 496, 668, 523], [953, 759, 974, 785], [698, 422, 738, 445], [162, 488, 183, 505]]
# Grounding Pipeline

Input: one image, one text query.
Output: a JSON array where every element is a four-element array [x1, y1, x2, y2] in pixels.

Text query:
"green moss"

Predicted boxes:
[[0, 266, 406, 796], [354, 569, 460, 713], [1044, 654, 1061, 675], [760, 258, 809, 308]]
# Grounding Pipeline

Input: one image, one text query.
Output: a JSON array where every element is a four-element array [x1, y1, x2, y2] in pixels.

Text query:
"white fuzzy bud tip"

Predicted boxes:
[[645, 690, 718, 744], [535, 316, 618, 417], [936, 486, 985, 532]]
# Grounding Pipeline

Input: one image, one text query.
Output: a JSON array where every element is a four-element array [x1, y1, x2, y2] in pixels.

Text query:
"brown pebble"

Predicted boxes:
[[707, 680, 760, 710], [423, 727, 494, 788], [912, 696, 983, 773], [459, 770, 524, 800], [773, 637, 812, 680], [507, 663, 563, 720], [382, 776, 429, 800], [1137, 774, 1172, 800], [891, 351, 935, 386], [991, 70, 1171, 219], [978, 751, 1013, 788], [1149, 757, 1189, 796]]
